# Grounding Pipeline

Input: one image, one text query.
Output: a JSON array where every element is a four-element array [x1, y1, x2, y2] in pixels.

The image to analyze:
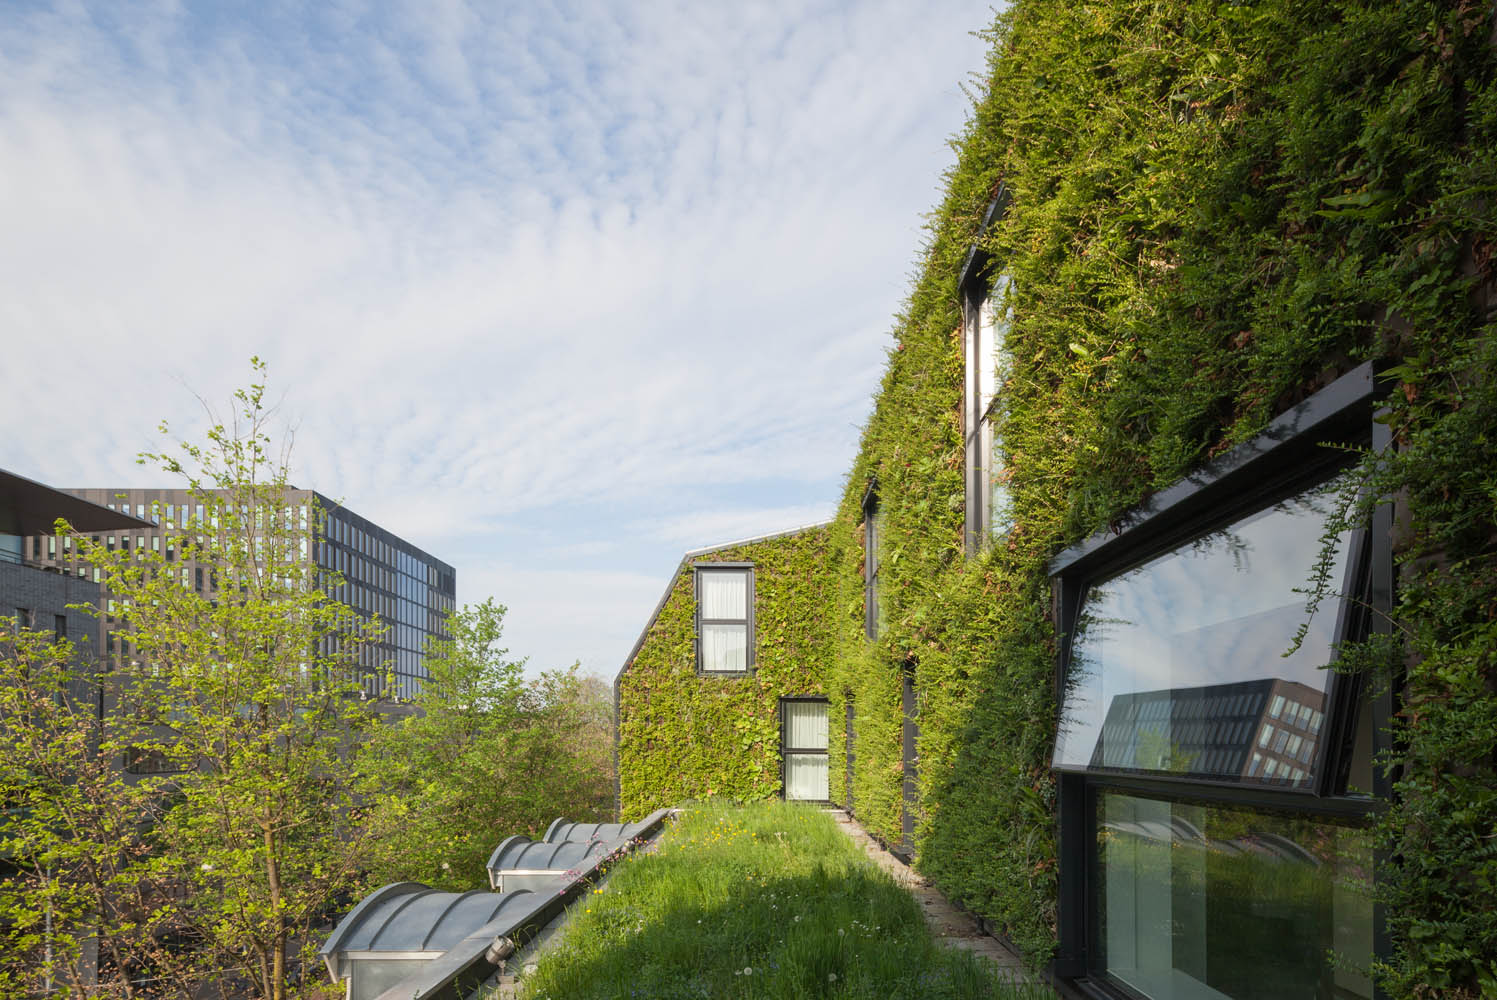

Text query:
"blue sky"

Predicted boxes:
[[0, 0, 994, 678]]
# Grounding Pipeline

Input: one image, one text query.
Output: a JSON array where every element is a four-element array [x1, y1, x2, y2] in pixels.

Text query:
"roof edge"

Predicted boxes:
[[613, 519, 833, 688]]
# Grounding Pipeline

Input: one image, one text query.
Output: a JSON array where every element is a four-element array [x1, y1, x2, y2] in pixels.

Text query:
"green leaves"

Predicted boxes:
[[356, 601, 613, 892]]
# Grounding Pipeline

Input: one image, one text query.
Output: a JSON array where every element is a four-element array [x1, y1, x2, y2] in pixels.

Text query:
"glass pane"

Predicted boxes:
[[701, 623, 747, 672], [784, 701, 828, 750], [701, 570, 748, 620], [977, 274, 1011, 414], [785, 752, 829, 801], [1099, 791, 1372, 1000], [991, 427, 1012, 537], [1055, 478, 1353, 787]]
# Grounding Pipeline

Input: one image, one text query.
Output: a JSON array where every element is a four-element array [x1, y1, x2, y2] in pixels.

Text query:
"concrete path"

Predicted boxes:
[[827, 809, 1035, 985]]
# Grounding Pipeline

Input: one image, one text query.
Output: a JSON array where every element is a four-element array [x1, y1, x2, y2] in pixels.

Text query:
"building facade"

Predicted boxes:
[[27, 488, 455, 702], [613, 2, 1497, 997], [614, 523, 834, 818], [1, 467, 146, 668]]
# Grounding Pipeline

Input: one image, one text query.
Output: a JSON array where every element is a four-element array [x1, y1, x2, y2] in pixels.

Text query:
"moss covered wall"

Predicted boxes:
[[616, 525, 835, 819]]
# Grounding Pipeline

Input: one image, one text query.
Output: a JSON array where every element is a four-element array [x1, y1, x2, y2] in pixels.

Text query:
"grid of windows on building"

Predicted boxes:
[[30, 488, 455, 702]]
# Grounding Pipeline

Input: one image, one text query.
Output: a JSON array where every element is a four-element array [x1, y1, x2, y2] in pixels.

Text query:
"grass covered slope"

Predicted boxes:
[[517, 802, 1050, 1000]]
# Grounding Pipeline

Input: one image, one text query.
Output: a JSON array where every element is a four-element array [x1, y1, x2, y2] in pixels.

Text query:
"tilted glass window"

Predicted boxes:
[[696, 566, 752, 673], [1053, 476, 1355, 790]]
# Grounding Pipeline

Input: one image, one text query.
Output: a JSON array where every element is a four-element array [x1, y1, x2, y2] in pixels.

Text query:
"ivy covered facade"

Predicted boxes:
[[617, 2, 1497, 996], [616, 525, 835, 818]]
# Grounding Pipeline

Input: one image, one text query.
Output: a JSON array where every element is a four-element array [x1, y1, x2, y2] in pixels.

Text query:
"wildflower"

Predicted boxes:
[[837, 928, 845, 936], [441, 862, 450, 870], [828, 973, 837, 983], [743, 967, 752, 976]]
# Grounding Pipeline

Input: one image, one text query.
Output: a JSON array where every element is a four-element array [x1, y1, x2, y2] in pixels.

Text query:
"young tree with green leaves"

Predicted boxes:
[[65, 361, 383, 1000], [0, 618, 195, 999], [357, 599, 614, 891]]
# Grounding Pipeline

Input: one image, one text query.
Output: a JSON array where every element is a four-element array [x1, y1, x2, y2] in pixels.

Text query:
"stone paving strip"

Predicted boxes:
[[826, 808, 1035, 985]]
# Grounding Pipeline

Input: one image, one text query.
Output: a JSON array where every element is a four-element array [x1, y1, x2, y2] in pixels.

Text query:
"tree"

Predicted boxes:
[[357, 599, 614, 891], [66, 361, 382, 1000], [0, 618, 194, 999]]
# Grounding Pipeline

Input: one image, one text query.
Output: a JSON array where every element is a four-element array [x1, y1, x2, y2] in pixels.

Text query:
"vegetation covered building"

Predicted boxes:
[[615, 524, 835, 816], [618, 2, 1497, 998]]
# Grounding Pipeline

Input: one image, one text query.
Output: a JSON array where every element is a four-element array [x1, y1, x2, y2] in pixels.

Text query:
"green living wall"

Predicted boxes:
[[616, 526, 834, 818], [823, 0, 1497, 992]]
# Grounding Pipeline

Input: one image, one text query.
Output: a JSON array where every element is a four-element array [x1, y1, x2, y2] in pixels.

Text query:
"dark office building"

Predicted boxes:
[[1089, 678, 1328, 787], [1, 468, 147, 673], [27, 488, 455, 701]]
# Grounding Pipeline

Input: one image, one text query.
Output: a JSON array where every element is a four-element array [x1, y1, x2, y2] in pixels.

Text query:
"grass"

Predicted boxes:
[[513, 801, 1055, 999]]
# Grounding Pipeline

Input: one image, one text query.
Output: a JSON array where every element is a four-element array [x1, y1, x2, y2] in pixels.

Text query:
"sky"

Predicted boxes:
[[0, 0, 995, 680]]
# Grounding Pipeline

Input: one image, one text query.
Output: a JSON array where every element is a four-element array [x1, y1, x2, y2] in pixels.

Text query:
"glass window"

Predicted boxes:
[[864, 495, 882, 640], [1270, 694, 1285, 718], [1053, 477, 1353, 788], [1098, 792, 1372, 1000], [783, 699, 830, 801], [964, 273, 1014, 551], [697, 567, 752, 673]]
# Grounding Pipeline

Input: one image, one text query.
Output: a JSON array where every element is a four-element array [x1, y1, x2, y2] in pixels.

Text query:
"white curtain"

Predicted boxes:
[[785, 753, 829, 801], [784, 701, 828, 750], [700, 570, 747, 619], [701, 623, 747, 672]]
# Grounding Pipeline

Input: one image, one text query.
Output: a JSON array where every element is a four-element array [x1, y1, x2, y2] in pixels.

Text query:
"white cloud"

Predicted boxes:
[[0, 0, 993, 672]]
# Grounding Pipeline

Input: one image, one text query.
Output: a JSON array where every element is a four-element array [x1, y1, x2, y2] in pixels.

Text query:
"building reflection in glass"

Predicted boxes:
[[1089, 677, 1326, 788], [1054, 477, 1354, 782]]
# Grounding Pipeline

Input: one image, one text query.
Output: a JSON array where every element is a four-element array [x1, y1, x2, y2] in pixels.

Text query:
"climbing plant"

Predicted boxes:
[[819, 0, 1496, 989], [617, 526, 834, 818]]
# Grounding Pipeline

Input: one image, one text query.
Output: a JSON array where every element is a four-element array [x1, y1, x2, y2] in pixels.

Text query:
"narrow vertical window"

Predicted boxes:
[[696, 565, 753, 673], [863, 488, 881, 641], [964, 273, 1014, 552]]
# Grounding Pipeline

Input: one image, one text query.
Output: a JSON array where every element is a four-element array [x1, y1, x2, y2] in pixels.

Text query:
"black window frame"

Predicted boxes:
[[693, 561, 755, 676], [780, 695, 830, 803], [1047, 362, 1395, 994]]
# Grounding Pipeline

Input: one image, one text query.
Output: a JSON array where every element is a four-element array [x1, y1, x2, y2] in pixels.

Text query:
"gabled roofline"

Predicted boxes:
[[611, 519, 833, 690], [611, 518, 832, 818]]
